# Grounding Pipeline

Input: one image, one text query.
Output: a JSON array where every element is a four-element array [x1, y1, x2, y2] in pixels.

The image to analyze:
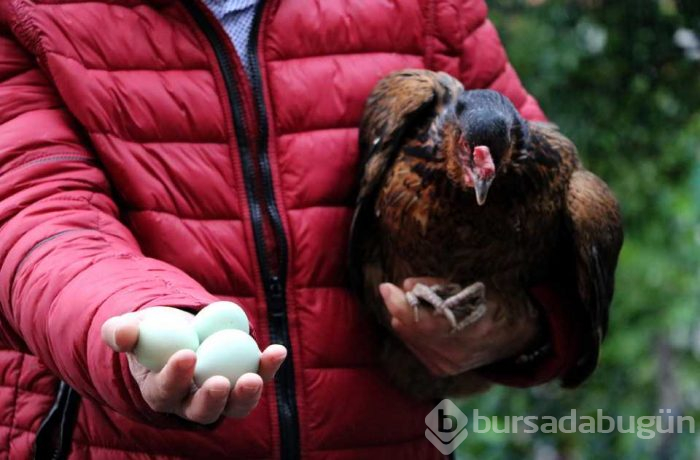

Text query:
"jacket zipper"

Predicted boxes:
[[184, 2, 301, 460], [34, 381, 80, 460]]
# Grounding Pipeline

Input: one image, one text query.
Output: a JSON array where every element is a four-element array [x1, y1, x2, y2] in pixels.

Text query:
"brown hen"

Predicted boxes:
[[349, 69, 623, 400]]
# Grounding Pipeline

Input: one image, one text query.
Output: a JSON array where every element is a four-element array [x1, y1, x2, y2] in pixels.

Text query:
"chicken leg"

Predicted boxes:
[[405, 281, 488, 333]]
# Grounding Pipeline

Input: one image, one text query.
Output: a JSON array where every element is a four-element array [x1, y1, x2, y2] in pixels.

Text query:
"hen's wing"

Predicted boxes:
[[356, 70, 463, 203], [348, 69, 462, 297], [561, 169, 623, 387]]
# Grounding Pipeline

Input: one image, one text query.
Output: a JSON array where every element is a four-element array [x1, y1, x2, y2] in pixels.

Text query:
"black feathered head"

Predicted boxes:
[[445, 89, 529, 205]]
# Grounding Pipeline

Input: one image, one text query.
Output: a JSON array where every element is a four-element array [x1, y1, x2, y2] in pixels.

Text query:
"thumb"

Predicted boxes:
[[101, 313, 140, 352], [379, 282, 415, 324]]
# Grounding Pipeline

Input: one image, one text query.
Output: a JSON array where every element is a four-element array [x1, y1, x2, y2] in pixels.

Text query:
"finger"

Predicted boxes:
[[258, 345, 287, 382], [142, 349, 196, 412], [224, 373, 263, 418], [391, 318, 461, 373], [411, 348, 454, 376], [390, 317, 444, 347], [379, 283, 415, 324], [126, 353, 150, 386], [391, 322, 454, 376], [179, 376, 230, 424], [394, 317, 497, 373], [389, 303, 452, 338], [406, 320, 483, 363], [101, 313, 140, 352], [402, 277, 446, 291]]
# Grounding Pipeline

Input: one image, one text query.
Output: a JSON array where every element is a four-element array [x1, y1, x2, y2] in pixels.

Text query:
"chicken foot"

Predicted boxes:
[[405, 282, 488, 333]]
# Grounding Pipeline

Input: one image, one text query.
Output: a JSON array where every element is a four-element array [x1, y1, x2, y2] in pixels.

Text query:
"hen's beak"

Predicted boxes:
[[474, 175, 494, 206]]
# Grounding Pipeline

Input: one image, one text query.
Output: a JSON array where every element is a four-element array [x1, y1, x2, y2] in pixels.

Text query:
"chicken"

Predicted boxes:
[[349, 69, 623, 399]]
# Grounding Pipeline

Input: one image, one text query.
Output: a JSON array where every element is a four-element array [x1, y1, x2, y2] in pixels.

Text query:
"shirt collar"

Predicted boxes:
[[206, 0, 259, 16]]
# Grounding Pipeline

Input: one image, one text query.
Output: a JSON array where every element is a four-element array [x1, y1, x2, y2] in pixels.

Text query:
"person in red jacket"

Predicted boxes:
[[0, 0, 589, 458]]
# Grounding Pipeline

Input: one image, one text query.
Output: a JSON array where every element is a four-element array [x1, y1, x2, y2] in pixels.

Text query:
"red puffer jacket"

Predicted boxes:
[[0, 0, 582, 459]]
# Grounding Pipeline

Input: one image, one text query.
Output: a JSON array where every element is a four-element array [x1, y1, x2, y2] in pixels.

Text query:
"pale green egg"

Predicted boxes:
[[140, 306, 195, 322], [194, 329, 261, 387], [133, 308, 199, 372], [193, 301, 250, 341]]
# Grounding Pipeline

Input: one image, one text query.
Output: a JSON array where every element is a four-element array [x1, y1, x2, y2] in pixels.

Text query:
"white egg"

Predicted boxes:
[[133, 308, 199, 372], [193, 301, 250, 341], [194, 329, 261, 387]]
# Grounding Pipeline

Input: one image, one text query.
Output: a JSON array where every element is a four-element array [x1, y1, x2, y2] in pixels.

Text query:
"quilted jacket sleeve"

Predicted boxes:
[[447, 1, 547, 120], [0, 25, 218, 424]]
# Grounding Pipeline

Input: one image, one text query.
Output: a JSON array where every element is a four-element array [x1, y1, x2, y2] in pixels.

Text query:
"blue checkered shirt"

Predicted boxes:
[[202, 0, 260, 75]]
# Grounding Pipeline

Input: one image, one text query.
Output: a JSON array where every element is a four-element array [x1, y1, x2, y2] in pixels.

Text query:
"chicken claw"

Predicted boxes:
[[405, 283, 456, 324], [405, 282, 487, 333]]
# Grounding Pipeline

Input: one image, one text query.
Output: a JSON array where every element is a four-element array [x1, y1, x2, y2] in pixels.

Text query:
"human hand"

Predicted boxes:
[[101, 309, 286, 424], [379, 278, 541, 376]]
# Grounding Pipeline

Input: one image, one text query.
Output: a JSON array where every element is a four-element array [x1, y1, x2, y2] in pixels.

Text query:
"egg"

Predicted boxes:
[[194, 329, 261, 387], [193, 301, 250, 341], [133, 307, 199, 372], [139, 306, 195, 322]]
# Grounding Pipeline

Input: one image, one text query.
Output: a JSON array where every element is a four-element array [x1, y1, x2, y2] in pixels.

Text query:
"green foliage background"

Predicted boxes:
[[456, 1, 700, 458]]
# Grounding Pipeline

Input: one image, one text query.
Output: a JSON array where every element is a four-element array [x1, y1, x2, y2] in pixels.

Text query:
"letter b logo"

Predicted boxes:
[[425, 400, 469, 454], [438, 409, 457, 432]]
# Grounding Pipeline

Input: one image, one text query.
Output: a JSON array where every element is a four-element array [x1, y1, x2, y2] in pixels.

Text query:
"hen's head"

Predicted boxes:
[[442, 90, 527, 205]]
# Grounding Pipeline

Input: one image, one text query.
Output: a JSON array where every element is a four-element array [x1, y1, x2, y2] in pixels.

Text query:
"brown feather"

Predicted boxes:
[[350, 71, 623, 399]]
